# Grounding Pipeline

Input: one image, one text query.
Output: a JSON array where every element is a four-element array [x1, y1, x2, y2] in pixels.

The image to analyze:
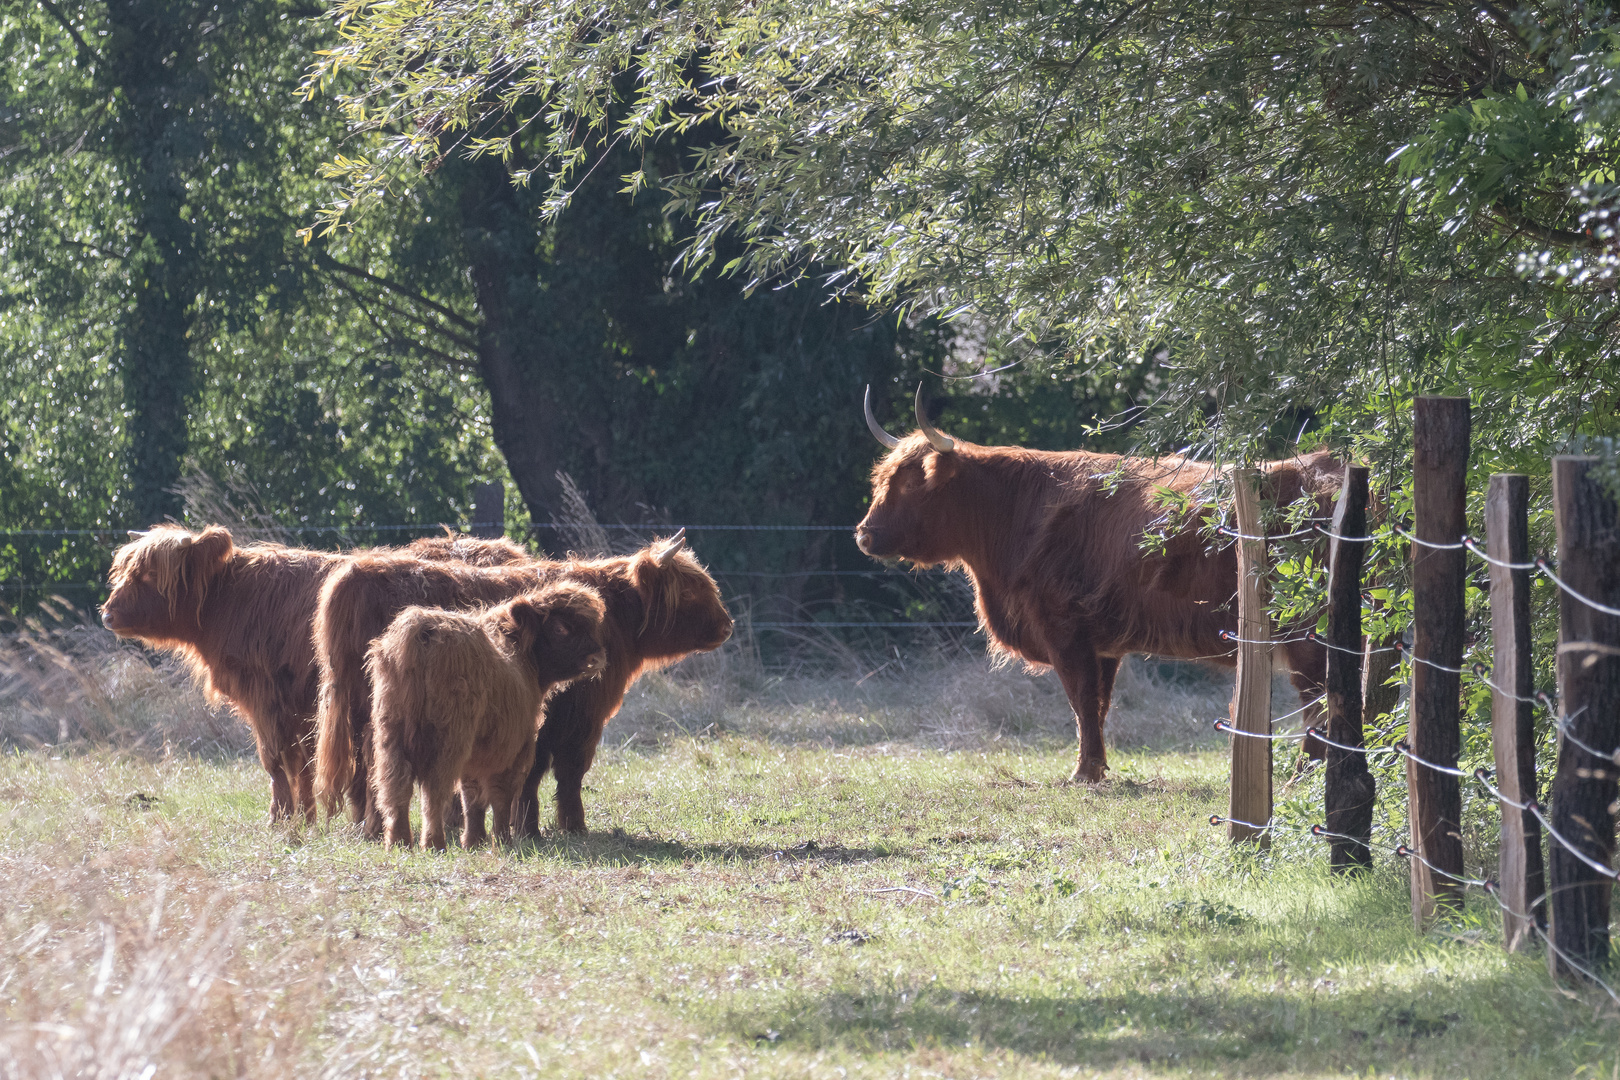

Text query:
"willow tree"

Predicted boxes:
[[308, 0, 1620, 475]]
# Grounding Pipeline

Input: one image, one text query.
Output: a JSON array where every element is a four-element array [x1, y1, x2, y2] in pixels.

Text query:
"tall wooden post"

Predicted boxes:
[[472, 481, 505, 539], [1228, 468, 1274, 846], [1408, 396, 1469, 925], [1486, 473, 1544, 951], [1546, 456, 1620, 979], [1325, 465, 1374, 872]]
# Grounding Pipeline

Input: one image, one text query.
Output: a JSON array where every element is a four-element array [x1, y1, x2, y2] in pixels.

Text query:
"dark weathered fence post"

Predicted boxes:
[[1408, 395, 1470, 926], [1326, 465, 1374, 872], [1486, 473, 1544, 951], [1228, 468, 1273, 846], [472, 481, 505, 539], [1547, 456, 1620, 979]]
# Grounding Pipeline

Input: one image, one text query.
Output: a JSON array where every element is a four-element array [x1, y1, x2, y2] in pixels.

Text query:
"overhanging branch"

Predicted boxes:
[[313, 249, 480, 334]]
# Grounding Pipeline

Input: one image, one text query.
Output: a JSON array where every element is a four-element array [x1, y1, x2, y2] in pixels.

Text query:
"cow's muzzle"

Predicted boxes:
[[854, 524, 897, 558]]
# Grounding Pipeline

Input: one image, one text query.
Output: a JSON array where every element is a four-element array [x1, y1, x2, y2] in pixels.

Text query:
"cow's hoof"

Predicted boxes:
[[1067, 759, 1108, 785]]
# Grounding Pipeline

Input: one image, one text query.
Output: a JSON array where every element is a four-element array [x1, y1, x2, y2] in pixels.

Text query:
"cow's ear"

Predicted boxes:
[[187, 526, 235, 581], [501, 597, 542, 641], [924, 452, 960, 484]]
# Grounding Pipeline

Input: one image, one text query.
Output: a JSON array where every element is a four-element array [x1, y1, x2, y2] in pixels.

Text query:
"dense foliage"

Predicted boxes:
[[309, 0, 1620, 482], [2, 0, 1151, 618]]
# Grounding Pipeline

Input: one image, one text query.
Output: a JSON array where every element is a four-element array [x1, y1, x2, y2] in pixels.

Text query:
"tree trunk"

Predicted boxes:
[[106, 0, 205, 527]]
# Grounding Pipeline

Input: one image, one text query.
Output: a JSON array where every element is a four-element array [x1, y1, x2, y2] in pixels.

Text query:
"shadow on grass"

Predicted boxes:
[[708, 967, 1595, 1075], [509, 830, 903, 867]]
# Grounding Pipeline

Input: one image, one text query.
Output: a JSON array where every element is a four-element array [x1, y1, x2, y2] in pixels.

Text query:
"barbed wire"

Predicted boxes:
[[1534, 557, 1620, 618], [1214, 524, 1323, 542], [1459, 535, 1537, 571], [1304, 630, 1398, 657]]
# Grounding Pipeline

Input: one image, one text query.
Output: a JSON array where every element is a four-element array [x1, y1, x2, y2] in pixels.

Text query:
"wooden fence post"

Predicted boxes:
[[1486, 473, 1544, 951], [1547, 456, 1620, 979], [1325, 465, 1374, 872], [472, 481, 505, 539], [1228, 468, 1273, 846], [1408, 395, 1469, 926]]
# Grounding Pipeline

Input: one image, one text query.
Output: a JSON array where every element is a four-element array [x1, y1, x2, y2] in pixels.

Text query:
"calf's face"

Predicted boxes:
[[634, 551, 733, 654], [501, 587, 609, 686]]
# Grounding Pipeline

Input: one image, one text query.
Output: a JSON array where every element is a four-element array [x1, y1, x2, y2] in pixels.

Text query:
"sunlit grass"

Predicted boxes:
[[1, 718, 1614, 1078]]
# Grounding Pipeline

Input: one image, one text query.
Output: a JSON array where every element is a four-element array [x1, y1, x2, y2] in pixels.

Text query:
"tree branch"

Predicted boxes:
[[322, 271, 480, 354], [37, 0, 105, 67], [1489, 203, 1603, 252], [325, 273, 480, 370], [312, 249, 481, 333]]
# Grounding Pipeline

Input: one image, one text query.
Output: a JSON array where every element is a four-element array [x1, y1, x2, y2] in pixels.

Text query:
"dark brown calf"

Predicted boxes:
[[313, 533, 732, 836], [368, 584, 607, 850], [101, 526, 531, 822]]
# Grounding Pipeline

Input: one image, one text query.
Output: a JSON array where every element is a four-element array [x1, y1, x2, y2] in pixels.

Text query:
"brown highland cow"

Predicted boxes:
[[860, 387, 1345, 782], [368, 583, 608, 850], [101, 525, 532, 822], [313, 531, 733, 837]]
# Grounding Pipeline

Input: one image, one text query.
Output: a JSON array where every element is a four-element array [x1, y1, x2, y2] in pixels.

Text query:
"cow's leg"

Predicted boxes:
[[378, 769, 415, 850], [1053, 645, 1108, 783], [293, 756, 317, 825], [1281, 636, 1329, 760], [514, 746, 553, 841], [419, 774, 455, 852], [260, 739, 293, 822], [442, 789, 466, 836], [551, 737, 601, 835], [459, 781, 490, 849], [489, 737, 536, 847], [1097, 656, 1121, 729]]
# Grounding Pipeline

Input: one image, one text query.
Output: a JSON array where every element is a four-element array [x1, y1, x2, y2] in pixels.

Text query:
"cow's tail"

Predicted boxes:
[[313, 674, 354, 819], [312, 566, 361, 819]]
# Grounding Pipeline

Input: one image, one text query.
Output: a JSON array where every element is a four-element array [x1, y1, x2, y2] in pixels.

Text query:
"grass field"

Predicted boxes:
[[1, 644, 1617, 1078]]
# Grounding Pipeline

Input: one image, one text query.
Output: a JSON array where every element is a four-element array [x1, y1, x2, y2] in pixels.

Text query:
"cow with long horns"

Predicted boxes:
[[858, 386, 1341, 782]]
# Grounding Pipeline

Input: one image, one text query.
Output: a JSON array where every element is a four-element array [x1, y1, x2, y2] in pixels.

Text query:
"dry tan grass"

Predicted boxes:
[[0, 758, 340, 1079], [0, 602, 249, 757], [611, 626, 1289, 756]]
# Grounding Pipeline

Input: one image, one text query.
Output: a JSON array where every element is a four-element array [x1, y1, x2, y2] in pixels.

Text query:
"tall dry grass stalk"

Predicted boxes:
[[172, 463, 297, 546], [0, 895, 240, 1080], [0, 599, 247, 756]]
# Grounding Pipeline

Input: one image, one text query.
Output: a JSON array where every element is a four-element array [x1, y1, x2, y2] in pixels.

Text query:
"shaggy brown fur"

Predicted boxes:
[[101, 526, 533, 822], [368, 584, 607, 850], [856, 433, 1345, 782], [313, 536, 733, 837]]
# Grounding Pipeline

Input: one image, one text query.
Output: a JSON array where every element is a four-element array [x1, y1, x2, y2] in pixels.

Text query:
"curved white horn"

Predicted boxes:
[[864, 385, 902, 449], [126, 530, 149, 540], [914, 384, 955, 452], [655, 527, 687, 566]]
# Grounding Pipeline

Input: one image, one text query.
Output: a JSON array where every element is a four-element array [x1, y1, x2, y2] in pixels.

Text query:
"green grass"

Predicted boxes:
[[1, 728, 1616, 1078]]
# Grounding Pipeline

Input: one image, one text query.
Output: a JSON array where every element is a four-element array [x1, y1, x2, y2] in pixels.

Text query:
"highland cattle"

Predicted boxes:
[[100, 526, 531, 821], [313, 532, 732, 836], [859, 386, 1343, 783]]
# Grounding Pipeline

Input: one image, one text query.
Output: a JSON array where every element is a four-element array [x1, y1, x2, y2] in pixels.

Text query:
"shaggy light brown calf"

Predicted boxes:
[[368, 584, 607, 850], [100, 525, 531, 822]]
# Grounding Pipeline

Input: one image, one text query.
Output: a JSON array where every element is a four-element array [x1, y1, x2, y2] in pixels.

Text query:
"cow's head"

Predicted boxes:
[[629, 531, 733, 658], [102, 525, 235, 642], [499, 582, 609, 687], [855, 386, 964, 564]]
